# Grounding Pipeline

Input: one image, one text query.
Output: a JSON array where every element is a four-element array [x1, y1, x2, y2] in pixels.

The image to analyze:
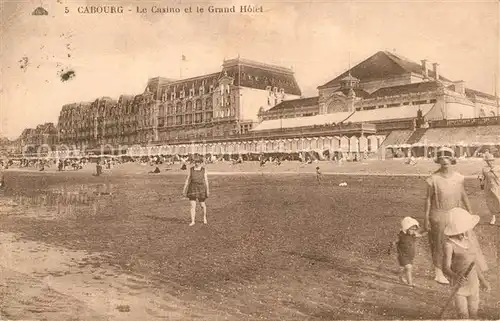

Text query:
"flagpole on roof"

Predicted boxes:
[[238, 54, 241, 87], [180, 55, 186, 79], [348, 51, 351, 76]]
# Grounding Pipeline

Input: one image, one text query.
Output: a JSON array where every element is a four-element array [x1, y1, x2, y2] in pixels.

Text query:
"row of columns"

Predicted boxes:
[[127, 135, 386, 156]]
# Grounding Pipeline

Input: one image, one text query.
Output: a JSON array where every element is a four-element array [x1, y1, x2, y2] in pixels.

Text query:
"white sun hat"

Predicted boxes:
[[444, 207, 480, 236], [401, 217, 420, 233], [437, 146, 455, 159]]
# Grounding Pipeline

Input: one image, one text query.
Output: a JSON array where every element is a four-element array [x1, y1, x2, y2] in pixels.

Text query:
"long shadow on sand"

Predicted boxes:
[[145, 215, 187, 225]]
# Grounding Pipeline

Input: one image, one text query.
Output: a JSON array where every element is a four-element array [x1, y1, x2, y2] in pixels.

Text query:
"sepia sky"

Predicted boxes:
[[0, 0, 498, 139]]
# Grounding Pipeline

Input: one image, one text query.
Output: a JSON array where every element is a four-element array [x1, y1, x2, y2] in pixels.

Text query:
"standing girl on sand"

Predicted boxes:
[[315, 166, 322, 184], [443, 207, 490, 319], [424, 146, 474, 284], [183, 158, 209, 226], [479, 154, 499, 225]]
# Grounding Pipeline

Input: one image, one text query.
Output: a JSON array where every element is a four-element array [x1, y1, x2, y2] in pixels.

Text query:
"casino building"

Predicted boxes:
[[256, 51, 498, 128]]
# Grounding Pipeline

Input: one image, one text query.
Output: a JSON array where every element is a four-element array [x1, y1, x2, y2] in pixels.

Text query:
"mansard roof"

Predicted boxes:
[[157, 72, 221, 99], [266, 97, 319, 113], [151, 57, 302, 99], [21, 128, 35, 135], [223, 63, 302, 96], [35, 122, 57, 134], [118, 95, 135, 104], [319, 51, 450, 89]]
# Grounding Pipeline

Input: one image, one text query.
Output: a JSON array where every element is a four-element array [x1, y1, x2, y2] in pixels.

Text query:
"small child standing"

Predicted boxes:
[[443, 207, 490, 319], [390, 217, 427, 286]]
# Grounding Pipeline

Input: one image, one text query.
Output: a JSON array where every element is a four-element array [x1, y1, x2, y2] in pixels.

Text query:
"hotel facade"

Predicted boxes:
[[57, 58, 301, 152]]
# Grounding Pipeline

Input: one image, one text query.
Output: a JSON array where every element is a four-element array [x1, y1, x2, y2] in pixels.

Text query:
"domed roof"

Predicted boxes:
[[340, 74, 359, 82]]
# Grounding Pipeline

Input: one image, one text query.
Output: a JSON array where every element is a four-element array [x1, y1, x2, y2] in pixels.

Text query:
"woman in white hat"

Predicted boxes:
[[424, 146, 472, 284], [443, 207, 490, 319], [479, 153, 499, 225]]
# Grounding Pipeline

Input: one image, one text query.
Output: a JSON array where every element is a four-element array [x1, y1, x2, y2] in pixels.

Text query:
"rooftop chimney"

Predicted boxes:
[[421, 60, 429, 79], [433, 63, 440, 81], [454, 81, 465, 95]]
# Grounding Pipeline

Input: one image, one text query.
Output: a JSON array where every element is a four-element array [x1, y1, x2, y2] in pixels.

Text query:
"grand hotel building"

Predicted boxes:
[[57, 58, 302, 151]]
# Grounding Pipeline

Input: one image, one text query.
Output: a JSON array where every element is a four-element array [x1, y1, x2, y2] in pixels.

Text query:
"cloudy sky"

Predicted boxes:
[[1, 0, 498, 139]]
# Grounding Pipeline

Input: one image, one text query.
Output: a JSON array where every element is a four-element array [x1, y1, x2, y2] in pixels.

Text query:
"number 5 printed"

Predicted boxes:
[[65, 7, 69, 13]]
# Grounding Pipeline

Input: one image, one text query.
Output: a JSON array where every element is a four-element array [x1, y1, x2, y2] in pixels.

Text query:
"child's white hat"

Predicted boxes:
[[444, 207, 480, 236], [401, 217, 419, 233]]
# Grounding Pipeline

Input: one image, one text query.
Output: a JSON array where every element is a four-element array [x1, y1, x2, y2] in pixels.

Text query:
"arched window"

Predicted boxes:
[[186, 101, 193, 113], [490, 111, 496, 117], [176, 102, 182, 113], [205, 98, 212, 109], [196, 99, 202, 111], [167, 104, 173, 114]]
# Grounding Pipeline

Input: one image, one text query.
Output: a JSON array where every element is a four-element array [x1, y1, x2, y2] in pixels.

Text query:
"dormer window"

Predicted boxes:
[[199, 86, 205, 95], [171, 92, 176, 100], [179, 90, 185, 99], [209, 85, 214, 93], [189, 88, 194, 97]]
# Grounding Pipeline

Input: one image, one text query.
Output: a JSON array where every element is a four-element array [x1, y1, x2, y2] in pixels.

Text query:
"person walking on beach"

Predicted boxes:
[[95, 160, 103, 177], [443, 207, 490, 319], [478, 153, 499, 225], [389, 217, 427, 287], [182, 158, 209, 226], [315, 166, 322, 184], [424, 146, 473, 284]]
